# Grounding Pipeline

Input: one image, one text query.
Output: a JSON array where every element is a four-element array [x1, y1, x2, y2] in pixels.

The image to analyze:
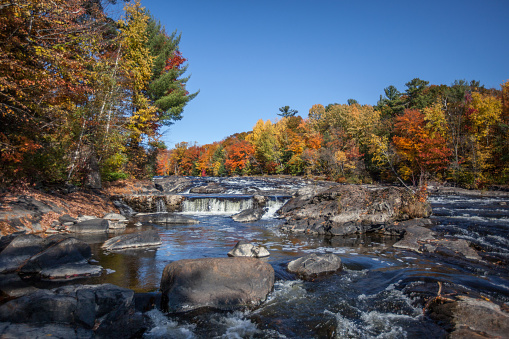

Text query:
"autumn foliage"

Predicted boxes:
[[161, 79, 508, 188]]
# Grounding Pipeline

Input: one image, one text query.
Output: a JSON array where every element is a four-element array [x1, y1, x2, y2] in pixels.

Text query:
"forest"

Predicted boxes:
[[1, 2, 508, 190], [0, 0, 197, 188], [158, 79, 509, 189]]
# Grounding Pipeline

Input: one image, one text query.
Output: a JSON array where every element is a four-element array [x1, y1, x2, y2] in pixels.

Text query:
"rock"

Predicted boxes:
[[152, 176, 194, 193], [0, 274, 39, 298], [231, 208, 265, 222], [119, 194, 184, 213], [58, 214, 77, 224], [227, 241, 270, 258], [429, 296, 509, 338], [279, 185, 431, 236], [77, 215, 97, 222], [135, 213, 199, 225], [382, 218, 435, 236], [0, 234, 45, 273], [393, 225, 436, 252], [287, 253, 342, 278], [0, 284, 143, 338], [103, 213, 128, 229], [189, 182, 226, 194], [112, 199, 137, 218], [425, 239, 482, 261], [69, 219, 109, 233], [18, 237, 100, 280], [103, 213, 127, 221], [102, 231, 161, 251], [160, 257, 274, 313]]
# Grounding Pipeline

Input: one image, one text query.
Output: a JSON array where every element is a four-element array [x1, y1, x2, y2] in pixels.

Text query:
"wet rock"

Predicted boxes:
[[69, 219, 109, 233], [429, 296, 509, 338], [160, 257, 274, 313], [231, 208, 265, 222], [287, 253, 342, 279], [0, 234, 45, 273], [0, 284, 143, 338], [279, 185, 431, 236], [393, 225, 435, 252], [227, 241, 270, 258], [0, 274, 39, 298], [382, 218, 435, 236], [425, 239, 482, 261], [135, 213, 199, 225], [102, 231, 161, 251]]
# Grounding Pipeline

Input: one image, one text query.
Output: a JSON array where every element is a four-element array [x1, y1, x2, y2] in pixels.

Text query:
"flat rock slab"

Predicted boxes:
[[40, 263, 103, 280], [102, 231, 162, 251], [287, 253, 342, 279], [160, 257, 274, 313], [227, 241, 270, 258], [69, 219, 109, 233], [135, 213, 199, 225]]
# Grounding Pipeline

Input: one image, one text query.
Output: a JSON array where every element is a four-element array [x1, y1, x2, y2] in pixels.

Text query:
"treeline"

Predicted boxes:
[[158, 79, 509, 188], [0, 0, 196, 188]]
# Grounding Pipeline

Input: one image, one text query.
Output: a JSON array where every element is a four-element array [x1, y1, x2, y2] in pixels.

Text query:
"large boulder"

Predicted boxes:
[[19, 236, 101, 280], [102, 231, 162, 251], [227, 241, 270, 258], [119, 194, 184, 213], [0, 284, 143, 338], [0, 234, 45, 273], [189, 182, 226, 194], [428, 296, 509, 338], [279, 185, 431, 236], [287, 253, 342, 279], [160, 257, 274, 313]]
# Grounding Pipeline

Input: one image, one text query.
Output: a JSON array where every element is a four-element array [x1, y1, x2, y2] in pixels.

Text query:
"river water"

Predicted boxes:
[[83, 178, 508, 338]]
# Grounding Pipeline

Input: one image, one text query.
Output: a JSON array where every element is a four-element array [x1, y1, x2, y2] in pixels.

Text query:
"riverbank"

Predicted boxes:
[[1, 177, 508, 236]]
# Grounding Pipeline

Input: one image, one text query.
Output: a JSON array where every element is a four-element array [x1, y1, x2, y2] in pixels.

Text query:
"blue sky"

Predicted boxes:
[[122, 0, 509, 147]]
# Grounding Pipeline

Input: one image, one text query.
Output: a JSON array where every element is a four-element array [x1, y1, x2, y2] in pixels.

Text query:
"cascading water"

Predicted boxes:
[[83, 178, 509, 338], [181, 195, 254, 214], [155, 198, 167, 213]]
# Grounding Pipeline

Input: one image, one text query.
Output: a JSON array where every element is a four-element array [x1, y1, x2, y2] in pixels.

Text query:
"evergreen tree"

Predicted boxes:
[[278, 106, 298, 118]]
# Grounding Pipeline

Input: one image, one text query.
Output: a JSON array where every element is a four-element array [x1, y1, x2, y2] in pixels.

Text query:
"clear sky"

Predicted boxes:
[[128, 0, 509, 147]]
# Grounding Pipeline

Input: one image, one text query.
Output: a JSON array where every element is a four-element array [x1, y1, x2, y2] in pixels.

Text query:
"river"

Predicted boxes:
[[81, 177, 508, 338]]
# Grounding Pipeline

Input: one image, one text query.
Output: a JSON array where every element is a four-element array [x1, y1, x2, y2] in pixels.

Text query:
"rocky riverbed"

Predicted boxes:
[[0, 177, 508, 338]]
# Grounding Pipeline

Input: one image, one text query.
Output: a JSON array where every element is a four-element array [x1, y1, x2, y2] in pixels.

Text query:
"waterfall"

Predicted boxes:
[[262, 196, 290, 219], [155, 198, 167, 213], [181, 196, 254, 214]]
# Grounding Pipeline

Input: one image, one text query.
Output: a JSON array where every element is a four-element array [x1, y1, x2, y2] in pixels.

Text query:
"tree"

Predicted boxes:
[[278, 106, 298, 118], [405, 78, 432, 109]]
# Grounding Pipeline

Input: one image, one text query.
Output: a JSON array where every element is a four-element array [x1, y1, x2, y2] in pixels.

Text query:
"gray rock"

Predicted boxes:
[[0, 274, 39, 298], [69, 219, 109, 233], [160, 257, 274, 313], [102, 231, 161, 251], [279, 185, 431, 236], [227, 241, 270, 258], [103, 213, 127, 221], [0, 284, 142, 338], [20, 237, 91, 272], [429, 296, 509, 338], [40, 263, 103, 280], [231, 208, 264, 222], [0, 234, 45, 273], [58, 214, 77, 224], [189, 182, 226, 194], [135, 213, 199, 225], [287, 253, 342, 278], [425, 239, 481, 261], [393, 225, 435, 252]]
